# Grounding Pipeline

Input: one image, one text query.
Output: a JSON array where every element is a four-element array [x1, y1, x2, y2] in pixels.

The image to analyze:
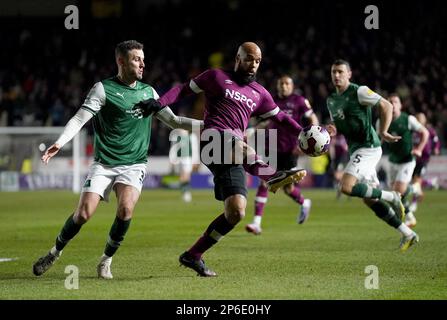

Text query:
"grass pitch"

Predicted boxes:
[[0, 189, 446, 300]]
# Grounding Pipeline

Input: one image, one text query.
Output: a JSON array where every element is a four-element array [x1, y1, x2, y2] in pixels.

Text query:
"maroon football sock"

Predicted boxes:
[[286, 184, 304, 205], [243, 155, 276, 181], [254, 184, 269, 216], [188, 213, 235, 260]]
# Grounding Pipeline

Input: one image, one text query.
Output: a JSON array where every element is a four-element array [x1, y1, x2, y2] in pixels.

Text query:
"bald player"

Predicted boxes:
[[246, 75, 319, 235], [133, 42, 307, 276]]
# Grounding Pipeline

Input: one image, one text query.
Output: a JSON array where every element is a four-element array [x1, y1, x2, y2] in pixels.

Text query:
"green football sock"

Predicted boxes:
[[104, 216, 131, 257], [351, 183, 382, 199], [369, 200, 402, 228], [402, 185, 414, 211], [180, 181, 189, 193], [55, 213, 82, 251]]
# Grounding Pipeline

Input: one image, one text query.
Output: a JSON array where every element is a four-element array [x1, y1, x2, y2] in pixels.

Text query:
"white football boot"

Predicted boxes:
[[97, 256, 113, 279]]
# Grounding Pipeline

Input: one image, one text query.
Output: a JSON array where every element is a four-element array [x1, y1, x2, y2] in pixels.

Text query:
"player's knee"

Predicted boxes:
[[227, 205, 245, 221], [225, 196, 246, 223], [117, 204, 134, 220], [393, 184, 407, 195], [340, 183, 353, 195], [75, 205, 95, 224]]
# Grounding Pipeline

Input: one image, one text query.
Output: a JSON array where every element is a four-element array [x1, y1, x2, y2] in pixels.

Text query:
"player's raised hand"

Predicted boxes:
[[132, 98, 163, 117], [380, 132, 401, 143], [41, 143, 61, 164]]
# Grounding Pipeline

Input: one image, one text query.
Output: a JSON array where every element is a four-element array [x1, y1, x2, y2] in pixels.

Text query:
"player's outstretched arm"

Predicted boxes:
[[41, 143, 61, 164], [159, 83, 196, 107], [269, 110, 302, 136], [156, 106, 204, 131], [132, 83, 197, 118], [377, 98, 401, 143], [412, 121, 430, 157], [41, 108, 93, 164]]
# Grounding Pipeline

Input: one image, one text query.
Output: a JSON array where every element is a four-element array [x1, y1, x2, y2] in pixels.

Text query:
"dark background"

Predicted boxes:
[[1, 0, 445, 155]]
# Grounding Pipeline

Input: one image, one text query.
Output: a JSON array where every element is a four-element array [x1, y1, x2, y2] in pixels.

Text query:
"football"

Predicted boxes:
[[298, 125, 331, 157]]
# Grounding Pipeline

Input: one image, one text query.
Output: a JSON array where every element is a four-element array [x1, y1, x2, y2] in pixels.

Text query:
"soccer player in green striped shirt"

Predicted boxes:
[[377, 94, 429, 228], [326, 59, 419, 252], [33, 40, 202, 279]]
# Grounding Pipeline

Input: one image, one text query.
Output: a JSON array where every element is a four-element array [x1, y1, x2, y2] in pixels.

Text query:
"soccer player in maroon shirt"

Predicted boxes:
[[246, 75, 319, 235], [133, 42, 307, 276], [408, 112, 441, 226]]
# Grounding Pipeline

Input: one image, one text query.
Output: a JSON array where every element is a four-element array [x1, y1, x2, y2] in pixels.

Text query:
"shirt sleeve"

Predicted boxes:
[[189, 69, 217, 94], [151, 87, 160, 100], [302, 98, 314, 118], [55, 108, 93, 148], [408, 115, 424, 132], [357, 86, 382, 107], [375, 118, 381, 132], [252, 89, 280, 119], [81, 82, 106, 115]]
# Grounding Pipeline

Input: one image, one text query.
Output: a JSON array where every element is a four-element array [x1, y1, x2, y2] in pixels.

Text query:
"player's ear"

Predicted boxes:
[[234, 54, 241, 70], [347, 70, 352, 80], [235, 53, 240, 63], [116, 54, 125, 67]]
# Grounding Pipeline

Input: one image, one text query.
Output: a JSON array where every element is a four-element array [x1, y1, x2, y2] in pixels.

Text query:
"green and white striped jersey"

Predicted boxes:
[[327, 83, 382, 155], [81, 76, 158, 165]]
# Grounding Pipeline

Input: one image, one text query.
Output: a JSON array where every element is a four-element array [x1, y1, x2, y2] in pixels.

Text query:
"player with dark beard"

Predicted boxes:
[[133, 42, 307, 276]]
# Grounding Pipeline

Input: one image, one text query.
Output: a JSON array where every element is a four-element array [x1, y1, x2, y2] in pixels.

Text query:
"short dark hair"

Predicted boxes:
[[115, 40, 144, 58], [388, 92, 400, 99], [332, 59, 351, 70], [278, 74, 294, 82]]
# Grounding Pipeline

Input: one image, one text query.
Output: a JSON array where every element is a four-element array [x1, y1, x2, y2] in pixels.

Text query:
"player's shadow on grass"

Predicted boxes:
[[0, 273, 193, 281], [81, 274, 195, 280]]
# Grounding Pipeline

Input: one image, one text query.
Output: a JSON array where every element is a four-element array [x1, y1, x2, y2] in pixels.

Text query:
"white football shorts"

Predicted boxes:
[[387, 159, 416, 185], [173, 157, 193, 174], [82, 162, 147, 202], [344, 147, 382, 186]]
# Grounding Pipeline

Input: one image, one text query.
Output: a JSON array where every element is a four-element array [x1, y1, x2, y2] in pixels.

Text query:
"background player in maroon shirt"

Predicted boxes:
[[408, 112, 441, 225], [246, 75, 319, 235], [329, 132, 349, 200], [133, 42, 307, 276]]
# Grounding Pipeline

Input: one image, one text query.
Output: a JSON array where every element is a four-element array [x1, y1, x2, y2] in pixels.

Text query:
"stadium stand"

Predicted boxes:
[[0, 0, 445, 156]]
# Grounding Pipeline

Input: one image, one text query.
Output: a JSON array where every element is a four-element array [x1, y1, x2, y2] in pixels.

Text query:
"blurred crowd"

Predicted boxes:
[[0, 0, 445, 155]]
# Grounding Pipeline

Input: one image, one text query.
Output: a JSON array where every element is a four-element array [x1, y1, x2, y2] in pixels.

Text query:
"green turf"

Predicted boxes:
[[0, 189, 446, 299]]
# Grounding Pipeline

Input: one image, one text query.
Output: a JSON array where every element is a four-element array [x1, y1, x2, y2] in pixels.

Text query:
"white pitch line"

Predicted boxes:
[[0, 258, 19, 262]]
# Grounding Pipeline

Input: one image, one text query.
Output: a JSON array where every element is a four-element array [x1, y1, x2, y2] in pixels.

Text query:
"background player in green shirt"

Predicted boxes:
[[33, 40, 202, 279], [169, 128, 200, 202], [378, 94, 428, 228], [326, 59, 419, 252]]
